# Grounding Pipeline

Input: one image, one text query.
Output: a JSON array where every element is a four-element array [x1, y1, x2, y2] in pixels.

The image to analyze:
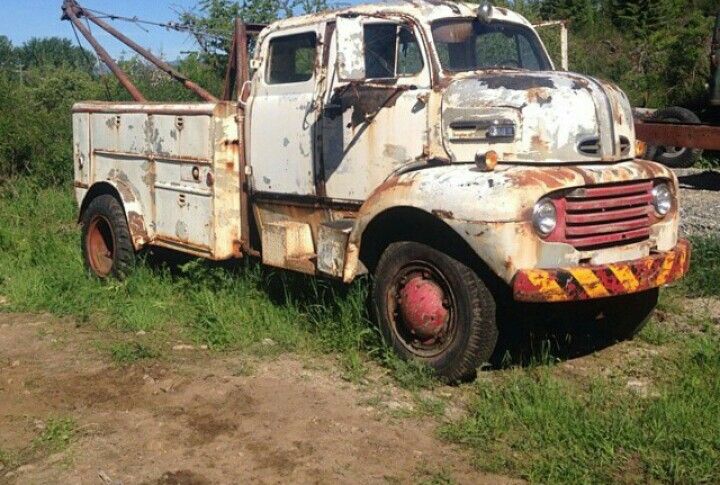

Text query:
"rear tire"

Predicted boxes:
[[81, 194, 135, 280], [646, 106, 702, 168], [372, 241, 498, 383]]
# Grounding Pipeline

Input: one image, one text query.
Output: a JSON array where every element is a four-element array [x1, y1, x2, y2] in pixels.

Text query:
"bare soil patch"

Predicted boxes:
[[0, 313, 513, 484]]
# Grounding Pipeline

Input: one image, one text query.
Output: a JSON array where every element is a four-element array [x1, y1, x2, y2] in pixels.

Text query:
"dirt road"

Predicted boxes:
[[0, 313, 511, 484]]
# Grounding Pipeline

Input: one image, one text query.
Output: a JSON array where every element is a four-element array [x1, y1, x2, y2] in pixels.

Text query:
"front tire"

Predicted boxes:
[[372, 241, 498, 383], [81, 194, 135, 280]]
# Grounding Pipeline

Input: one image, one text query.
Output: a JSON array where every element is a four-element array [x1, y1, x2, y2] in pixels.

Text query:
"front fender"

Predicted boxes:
[[343, 160, 678, 284]]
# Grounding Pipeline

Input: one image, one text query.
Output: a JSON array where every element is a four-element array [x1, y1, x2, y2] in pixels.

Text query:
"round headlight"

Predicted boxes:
[[533, 199, 557, 236], [652, 183, 672, 216]]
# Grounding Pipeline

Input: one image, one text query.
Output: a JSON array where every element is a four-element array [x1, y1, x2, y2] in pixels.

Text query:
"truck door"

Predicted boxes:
[[322, 18, 431, 200], [248, 26, 322, 195]]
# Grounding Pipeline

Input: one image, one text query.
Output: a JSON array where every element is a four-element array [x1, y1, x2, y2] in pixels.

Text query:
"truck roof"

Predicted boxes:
[[262, 0, 533, 32]]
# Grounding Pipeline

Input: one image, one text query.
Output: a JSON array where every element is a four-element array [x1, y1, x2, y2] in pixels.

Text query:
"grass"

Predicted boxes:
[[34, 417, 76, 453], [675, 234, 720, 297], [2, 179, 719, 483], [439, 328, 720, 484], [0, 180, 381, 363], [109, 341, 160, 364], [0, 416, 77, 472]]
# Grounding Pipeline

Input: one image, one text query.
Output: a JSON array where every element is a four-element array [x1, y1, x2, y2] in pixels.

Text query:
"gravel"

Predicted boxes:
[[675, 168, 720, 237]]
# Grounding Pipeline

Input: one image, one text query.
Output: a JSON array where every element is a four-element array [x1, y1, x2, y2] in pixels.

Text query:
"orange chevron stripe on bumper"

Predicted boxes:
[[512, 239, 691, 302]]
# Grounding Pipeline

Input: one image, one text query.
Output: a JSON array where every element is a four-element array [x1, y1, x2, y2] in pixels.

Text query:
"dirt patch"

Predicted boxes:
[[0, 313, 512, 484]]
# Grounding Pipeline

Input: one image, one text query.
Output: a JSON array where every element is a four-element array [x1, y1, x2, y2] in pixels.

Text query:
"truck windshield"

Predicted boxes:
[[431, 19, 551, 72]]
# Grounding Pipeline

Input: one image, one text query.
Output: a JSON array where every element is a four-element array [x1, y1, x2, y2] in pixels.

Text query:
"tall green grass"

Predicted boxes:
[[677, 235, 720, 297], [440, 335, 720, 483], [0, 180, 378, 360]]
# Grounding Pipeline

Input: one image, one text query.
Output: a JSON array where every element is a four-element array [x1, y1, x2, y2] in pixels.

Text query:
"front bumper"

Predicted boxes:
[[512, 239, 691, 302]]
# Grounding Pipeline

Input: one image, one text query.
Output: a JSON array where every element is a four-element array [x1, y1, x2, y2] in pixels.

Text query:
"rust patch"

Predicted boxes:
[[108, 169, 136, 203], [331, 85, 404, 129], [527, 88, 552, 106], [531, 134, 550, 154], [507, 168, 578, 190], [570, 76, 592, 93], [127, 211, 148, 246], [360, 176, 416, 215], [432, 209, 454, 219]]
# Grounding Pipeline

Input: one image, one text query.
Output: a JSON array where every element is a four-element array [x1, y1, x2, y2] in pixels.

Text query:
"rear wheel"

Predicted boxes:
[[372, 241, 498, 383], [646, 106, 702, 168], [81, 194, 135, 279]]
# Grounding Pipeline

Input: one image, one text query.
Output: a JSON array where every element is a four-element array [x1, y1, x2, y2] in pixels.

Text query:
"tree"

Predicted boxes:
[[0, 36, 16, 71], [179, 0, 328, 70], [16, 37, 94, 73]]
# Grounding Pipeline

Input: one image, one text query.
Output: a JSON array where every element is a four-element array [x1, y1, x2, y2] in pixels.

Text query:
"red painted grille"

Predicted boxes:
[[555, 181, 654, 250]]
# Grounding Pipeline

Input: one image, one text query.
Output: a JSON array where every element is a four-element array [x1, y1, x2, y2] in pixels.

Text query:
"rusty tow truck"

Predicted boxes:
[[66, 0, 690, 381]]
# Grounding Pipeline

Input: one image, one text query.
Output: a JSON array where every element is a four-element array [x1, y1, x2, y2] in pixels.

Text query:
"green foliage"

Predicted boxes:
[[493, 0, 717, 108], [676, 235, 720, 297], [34, 417, 77, 453], [0, 180, 381, 363], [110, 341, 160, 364], [439, 333, 720, 483]]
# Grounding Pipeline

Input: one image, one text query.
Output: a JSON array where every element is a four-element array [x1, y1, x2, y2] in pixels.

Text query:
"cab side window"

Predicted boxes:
[[363, 24, 423, 79], [267, 32, 317, 84]]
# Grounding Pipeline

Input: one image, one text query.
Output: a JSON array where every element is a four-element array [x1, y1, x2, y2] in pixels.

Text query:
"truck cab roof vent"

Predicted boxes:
[[577, 137, 601, 156]]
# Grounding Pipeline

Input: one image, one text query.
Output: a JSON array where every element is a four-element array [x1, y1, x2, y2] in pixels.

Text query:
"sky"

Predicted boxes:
[[0, 0, 206, 60]]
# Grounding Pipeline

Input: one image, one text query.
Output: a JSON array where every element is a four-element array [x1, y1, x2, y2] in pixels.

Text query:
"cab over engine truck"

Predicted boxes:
[[68, 1, 690, 381]]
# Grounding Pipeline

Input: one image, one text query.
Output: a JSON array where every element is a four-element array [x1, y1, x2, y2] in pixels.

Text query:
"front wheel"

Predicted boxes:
[[372, 241, 498, 383], [81, 194, 136, 280]]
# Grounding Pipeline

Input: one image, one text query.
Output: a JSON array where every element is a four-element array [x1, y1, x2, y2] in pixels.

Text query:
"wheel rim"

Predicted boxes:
[[657, 117, 687, 158], [386, 261, 458, 358], [86, 215, 115, 277]]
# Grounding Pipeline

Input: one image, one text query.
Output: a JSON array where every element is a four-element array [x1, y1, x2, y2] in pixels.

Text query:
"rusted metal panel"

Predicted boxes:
[[74, 101, 240, 259], [72, 111, 91, 205], [317, 220, 353, 277], [322, 21, 432, 200], [336, 16, 366, 80], [634, 122, 720, 151], [247, 24, 323, 196], [442, 72, 635, 165], [261, 221, 316, 274], [344, 159, 679, 284], [513, 239, 690, 302]]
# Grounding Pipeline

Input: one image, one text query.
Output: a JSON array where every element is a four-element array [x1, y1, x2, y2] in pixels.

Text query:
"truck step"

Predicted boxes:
[[317, 219, 355, 278], [261, 221, 316, 274]]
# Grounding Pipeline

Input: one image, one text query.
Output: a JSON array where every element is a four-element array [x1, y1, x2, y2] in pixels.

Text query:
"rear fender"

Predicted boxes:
[[79, 179, 149, 250]]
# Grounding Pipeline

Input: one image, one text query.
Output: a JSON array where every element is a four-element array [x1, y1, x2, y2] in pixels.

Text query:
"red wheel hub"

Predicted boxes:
[[398, 275, 449, 340]]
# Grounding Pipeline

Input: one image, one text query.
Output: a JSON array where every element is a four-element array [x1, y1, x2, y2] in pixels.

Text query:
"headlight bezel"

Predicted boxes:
[[651, 182, 673, 217], [532, 198, 558, 237]]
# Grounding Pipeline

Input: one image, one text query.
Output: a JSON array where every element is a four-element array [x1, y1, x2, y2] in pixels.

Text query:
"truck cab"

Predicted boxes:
[[73, 1, 690, 381]]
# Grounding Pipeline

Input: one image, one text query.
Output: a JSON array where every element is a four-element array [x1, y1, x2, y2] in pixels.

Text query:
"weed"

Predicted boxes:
[[439, 333, 720, 483], [34, 417, 76, 453], [0, 448, 17, 468], [109, 341, 159, 364], [415, 463, 456, 485], [382, 352, 438, 391], [677, 235, 720, 298]]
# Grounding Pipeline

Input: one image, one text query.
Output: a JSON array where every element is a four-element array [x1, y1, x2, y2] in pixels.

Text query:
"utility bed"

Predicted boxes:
[[73, 102, 242, 258]]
